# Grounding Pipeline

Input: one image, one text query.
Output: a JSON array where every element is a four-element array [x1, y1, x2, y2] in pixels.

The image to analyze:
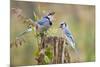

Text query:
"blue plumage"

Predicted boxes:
[[37, 12, 55, 32], [64, 28, 75, 45], [38, 16, 50, 25], [17, 12, 55, 37], [60, 22, 80, 57], [60, 22, 75, 49]]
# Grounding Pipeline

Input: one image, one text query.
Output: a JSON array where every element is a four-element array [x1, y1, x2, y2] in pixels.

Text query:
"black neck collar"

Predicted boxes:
[[45, 16, 52, 26]]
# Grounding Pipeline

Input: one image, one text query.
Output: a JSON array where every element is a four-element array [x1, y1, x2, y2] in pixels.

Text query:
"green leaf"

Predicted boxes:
[[45, 47, 53, 60], [33, 12, 38, 21], [44, 55, 50, 64]]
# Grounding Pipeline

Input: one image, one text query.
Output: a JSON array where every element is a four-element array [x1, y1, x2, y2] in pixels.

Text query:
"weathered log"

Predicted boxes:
[[36, 35, 70, 64]]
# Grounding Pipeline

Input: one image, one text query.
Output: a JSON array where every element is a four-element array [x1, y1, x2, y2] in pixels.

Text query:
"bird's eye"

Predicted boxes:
[[61, 24, 63, 25]]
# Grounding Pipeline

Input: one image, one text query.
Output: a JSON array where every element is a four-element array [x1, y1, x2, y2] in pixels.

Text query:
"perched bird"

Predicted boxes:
[[36, 12, 55, 32], [17, 12, 55, 37], [59, 22, 79, 55]]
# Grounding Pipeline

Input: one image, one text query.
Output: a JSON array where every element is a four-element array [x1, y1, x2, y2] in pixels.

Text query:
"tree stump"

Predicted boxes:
[[37, 35, 71, 64]]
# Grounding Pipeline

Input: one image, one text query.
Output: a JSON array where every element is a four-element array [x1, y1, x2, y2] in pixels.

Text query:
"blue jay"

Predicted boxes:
[[36, 12, 55, 32], [17, 12, 55, 37], [60, 22, 79, 55]]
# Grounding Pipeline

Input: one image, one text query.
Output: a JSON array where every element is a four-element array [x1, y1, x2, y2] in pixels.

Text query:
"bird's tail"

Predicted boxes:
[[73, 47, 79, 56], [70, 42, 80, 58], [72, 46, 80, 61], [17, 28, 32, 37]]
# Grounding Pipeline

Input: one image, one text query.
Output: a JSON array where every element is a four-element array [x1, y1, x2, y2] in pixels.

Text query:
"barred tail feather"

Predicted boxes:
[[17, 28, 32, 37], [73, 46, 80, 61]]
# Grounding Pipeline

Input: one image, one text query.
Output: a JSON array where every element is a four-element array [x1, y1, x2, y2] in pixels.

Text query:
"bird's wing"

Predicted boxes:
[[64, 28, 75, 44], [38, 17, 49, 25]]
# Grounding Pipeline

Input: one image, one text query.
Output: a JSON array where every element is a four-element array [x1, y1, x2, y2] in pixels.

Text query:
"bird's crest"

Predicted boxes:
[[48, 12, 55, 16]]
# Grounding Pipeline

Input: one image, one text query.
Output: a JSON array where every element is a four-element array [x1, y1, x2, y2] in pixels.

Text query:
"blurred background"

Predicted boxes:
[[10, 0, 95, 66]]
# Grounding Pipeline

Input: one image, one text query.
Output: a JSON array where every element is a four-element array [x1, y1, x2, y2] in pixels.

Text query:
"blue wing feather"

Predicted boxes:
[[38, 17, 49, 25], [64, 28, 75, 43]]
